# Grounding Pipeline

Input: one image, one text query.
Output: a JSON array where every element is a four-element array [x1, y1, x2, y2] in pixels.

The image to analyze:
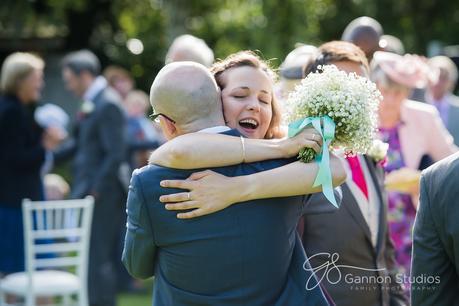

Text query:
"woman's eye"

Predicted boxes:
[[259, 96, 271, 104], [233, 95, 246, 99]]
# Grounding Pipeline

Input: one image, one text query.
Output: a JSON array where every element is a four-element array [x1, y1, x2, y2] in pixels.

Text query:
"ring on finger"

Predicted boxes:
[[187, 192, 191, 201]]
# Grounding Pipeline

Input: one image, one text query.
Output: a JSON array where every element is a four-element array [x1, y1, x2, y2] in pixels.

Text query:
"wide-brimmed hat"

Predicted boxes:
[[372, 51, 438, 88]]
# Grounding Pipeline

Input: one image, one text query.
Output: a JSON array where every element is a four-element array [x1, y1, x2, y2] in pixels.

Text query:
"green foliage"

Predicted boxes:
[[1, 0, 459, 91]]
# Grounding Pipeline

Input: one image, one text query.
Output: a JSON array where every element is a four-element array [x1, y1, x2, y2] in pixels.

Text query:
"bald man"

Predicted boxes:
[[165, 34, 214, 67], [342, 16, 383, 61], [121, 62, 334, 305]]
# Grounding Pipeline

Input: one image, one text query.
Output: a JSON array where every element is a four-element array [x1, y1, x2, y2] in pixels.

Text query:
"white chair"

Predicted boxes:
[[0, 196, 94, 306]]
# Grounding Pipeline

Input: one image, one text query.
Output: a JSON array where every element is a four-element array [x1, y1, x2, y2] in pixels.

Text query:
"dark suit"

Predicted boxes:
[[56, 85, 127, 306], [301, 156, 407, 306], [411, 151, 459, 305], [123, 129, 332, 306]]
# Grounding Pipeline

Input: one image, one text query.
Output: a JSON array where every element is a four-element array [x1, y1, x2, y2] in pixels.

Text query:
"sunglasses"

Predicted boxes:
[[149, 113, 176, 124], [280, 66, 306, 80]]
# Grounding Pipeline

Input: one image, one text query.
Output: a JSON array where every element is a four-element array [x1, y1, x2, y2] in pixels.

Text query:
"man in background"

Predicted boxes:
[[58, 49, 127, 306]]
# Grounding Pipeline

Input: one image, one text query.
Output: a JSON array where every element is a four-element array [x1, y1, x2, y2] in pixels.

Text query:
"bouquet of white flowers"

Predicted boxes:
[[286, 64, 382, 162]]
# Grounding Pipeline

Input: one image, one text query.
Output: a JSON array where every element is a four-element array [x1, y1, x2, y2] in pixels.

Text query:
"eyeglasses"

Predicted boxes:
[[150, 113, 176, 124]]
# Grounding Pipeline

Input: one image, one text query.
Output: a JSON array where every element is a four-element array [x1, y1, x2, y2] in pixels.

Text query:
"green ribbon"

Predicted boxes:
[[288, 116, 338, 208]]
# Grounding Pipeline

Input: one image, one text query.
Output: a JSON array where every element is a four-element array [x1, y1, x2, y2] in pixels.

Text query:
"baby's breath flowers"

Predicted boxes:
[[285, 65, 382, 162]]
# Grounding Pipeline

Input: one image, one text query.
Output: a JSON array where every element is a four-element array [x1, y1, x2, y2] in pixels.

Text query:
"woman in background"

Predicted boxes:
[[0, 52, 61, 275], [371, 51, 457, 277]]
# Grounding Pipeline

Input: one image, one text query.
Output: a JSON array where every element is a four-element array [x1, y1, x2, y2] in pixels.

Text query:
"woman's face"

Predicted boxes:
[[220, 66, 273, 139], [18, 68, 43, 104], [377, 84, 408, 111]]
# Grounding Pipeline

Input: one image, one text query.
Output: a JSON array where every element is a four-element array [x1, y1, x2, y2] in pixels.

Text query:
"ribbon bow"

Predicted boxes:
[[288, 116, 338, 208]]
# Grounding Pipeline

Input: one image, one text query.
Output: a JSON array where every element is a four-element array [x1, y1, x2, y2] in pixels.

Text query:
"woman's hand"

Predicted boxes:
[[280, 127, 323, 158], [159, 170, 244, 219], [42, 126, 66, 151]]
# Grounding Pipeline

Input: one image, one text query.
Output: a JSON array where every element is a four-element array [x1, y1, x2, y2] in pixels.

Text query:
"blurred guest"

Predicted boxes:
[[104, 65, 134, 100], [59, 49, 127, 306], [301, 41, 408, 306], [0, 52, 62, 275], [276, 44, 317, 101], [104, 66, 159, 294], [342, 16, 383, 61], [34, 103, 70, 176], [371, 51, 457, 282], [165, 34, 214, 67], [379, 34, 405, 55], [426, 56, 459, 145], [44, 173, 70, 201], [124, 90, 162, 169]]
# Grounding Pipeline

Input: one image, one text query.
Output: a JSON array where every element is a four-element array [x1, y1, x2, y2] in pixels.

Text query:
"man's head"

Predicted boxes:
[[150, 61, 224, 140], [165, 35, 214, 67], [62, 50, 100, 98], [278, 45, 318, 96], [379, 34, 405, 55], [428, 56, 458, 100], [306, 41, 370, 77], [342, 16, 383, 62]]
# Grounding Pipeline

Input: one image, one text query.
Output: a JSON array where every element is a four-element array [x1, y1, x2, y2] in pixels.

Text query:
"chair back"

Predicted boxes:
[[22, 196, 94, 288]]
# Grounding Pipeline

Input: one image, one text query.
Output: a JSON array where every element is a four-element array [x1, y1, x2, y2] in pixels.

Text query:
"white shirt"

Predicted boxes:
[[83, 76, 108, 102], [197, 126, 231, 134], [342, 155, 381, 247]]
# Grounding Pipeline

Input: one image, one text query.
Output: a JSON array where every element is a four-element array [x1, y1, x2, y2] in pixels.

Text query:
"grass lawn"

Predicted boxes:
[[117, 279, 153, 306]]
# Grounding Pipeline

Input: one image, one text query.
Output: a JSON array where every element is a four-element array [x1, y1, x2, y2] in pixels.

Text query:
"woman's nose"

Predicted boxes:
[[246, 97, 260, 112]]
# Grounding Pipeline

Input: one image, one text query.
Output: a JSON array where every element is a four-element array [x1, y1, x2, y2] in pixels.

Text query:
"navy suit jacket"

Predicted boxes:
[[122, 129, 331, 306], [55, 86, 127, 199]]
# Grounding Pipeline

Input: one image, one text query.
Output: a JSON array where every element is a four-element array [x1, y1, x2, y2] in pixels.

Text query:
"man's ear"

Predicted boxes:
[[160, 117, 178, 140]]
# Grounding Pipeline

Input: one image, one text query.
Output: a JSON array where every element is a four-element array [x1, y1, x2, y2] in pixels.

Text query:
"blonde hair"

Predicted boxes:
[[1, 52, 44, 95], [211, 51, 284, 139], [429, 56, 458, 90], [125, 89, 150, 113]]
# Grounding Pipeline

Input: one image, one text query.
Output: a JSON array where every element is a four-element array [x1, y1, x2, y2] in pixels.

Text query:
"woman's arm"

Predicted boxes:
[[149, 128, 322, 169], [159, 154, 347, 219]]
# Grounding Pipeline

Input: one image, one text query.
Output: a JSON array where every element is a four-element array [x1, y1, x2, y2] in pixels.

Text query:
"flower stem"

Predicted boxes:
[[298, 147, 316, 163]]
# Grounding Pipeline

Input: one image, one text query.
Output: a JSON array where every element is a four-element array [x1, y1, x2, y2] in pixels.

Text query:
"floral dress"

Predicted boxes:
[[379, 125, 417, 284]]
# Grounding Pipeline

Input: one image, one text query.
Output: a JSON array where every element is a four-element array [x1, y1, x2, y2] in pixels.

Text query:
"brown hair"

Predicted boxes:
[[103, 65, 133, 87], [211, 51, 283, 139], [306, 41, 370, 76]]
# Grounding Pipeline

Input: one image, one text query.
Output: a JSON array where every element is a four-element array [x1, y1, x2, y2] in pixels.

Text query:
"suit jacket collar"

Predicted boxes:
[[83, 76, 107, 102], [342, 156, 387, 254], [362, 155, 387, 255], [342, 182, 373, 248]]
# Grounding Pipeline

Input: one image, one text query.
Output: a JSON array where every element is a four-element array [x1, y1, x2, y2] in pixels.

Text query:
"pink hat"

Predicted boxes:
[[372, 51, 438, 88]]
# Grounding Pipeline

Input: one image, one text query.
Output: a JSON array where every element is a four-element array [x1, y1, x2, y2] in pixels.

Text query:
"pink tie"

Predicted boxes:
[[346, 156, 368, 200]]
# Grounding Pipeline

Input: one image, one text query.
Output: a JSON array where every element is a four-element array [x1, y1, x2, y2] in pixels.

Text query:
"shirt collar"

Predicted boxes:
[[83, 76, 107, 102], [197, 126, 231, 134]]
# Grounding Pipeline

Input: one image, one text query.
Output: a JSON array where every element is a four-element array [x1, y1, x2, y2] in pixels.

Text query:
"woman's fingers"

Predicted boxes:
[[164, 201, 199, 211], [160, 179, 194, 189], [305, 140, 322, 153], [177, 208, 208, 219], [188, 170, 214, 181], [160, 192, 191, 203]]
